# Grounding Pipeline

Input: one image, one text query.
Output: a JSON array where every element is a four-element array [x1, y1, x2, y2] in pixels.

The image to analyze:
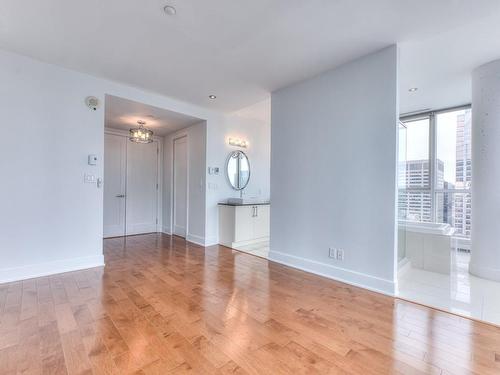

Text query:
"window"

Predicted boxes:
[[399, 106, 472, 238]]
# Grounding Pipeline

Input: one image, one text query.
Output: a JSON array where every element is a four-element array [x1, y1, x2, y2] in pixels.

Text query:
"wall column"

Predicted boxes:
[[469, 60, 500, 281]]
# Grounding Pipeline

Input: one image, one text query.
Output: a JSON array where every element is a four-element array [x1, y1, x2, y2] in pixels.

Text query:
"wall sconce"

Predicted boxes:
[[228, 137, 248, 148]]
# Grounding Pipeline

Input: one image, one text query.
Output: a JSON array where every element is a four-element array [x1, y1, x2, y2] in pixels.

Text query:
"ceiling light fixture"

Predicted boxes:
[[129, 120, 153, 144], [208, 95, 217, 99], [408, 87, 418, 92], [163, 5, 176, 15]]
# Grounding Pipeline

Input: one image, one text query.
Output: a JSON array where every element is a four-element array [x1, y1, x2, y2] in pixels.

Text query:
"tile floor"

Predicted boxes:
[[397, 250, 500, 326], [234, 241, 270, 259]]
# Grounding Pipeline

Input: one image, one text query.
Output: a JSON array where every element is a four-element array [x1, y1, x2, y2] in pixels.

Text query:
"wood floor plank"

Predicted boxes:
[[1, 233, 500, 374]]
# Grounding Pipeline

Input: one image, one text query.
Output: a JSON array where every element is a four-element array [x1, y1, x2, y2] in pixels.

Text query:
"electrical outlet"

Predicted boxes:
[[328, 248, 336, 259], [337, 249, 345, 261]]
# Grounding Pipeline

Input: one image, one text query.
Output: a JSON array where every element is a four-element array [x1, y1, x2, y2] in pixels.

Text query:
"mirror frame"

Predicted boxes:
[[226, 150, 251, 191]]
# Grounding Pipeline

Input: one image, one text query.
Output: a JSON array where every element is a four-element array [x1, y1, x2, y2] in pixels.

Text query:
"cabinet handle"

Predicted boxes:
[[255, 206, 258, 217]]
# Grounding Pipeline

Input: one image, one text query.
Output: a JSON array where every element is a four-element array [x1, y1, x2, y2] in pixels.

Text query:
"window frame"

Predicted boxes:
[[400, 104, 472, 226]]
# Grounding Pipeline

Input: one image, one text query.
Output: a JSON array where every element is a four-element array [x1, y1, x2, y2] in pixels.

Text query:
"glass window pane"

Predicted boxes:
[[401, 118, 430, 188], [398, 191, 432, 222], [435, 192, 472, 238], [436, 109, 472, 189]]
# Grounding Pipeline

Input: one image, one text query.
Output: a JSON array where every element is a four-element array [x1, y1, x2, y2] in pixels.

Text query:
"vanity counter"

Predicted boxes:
[[218, 201, 270, 207]]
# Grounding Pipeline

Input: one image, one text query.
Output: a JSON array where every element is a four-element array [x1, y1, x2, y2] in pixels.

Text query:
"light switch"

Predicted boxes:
[[84, 174, 96, 183], [208, 166, 220, 175]]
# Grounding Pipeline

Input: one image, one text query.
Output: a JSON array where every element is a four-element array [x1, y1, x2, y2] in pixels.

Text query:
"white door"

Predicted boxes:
[[173, 136, 188, 237], [126, 140, 159, 235], [103, 134, 127, 238]]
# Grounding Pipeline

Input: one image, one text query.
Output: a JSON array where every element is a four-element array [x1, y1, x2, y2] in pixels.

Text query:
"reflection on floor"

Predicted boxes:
[[397, 250, 500, 326], [234, 241, 269, 259]]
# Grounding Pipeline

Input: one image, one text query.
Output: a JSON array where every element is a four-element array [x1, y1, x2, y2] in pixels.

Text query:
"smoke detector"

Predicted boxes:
[[85, 96, 99, 111], [163, 5, 176, 15]]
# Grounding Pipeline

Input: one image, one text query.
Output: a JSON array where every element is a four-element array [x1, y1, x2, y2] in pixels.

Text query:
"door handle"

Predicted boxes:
[[252, 206, 258, 217], [116, 194, 125, 198]]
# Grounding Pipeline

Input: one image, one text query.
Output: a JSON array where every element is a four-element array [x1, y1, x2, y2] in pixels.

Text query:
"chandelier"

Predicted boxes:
[[129, 120, 153, 143]]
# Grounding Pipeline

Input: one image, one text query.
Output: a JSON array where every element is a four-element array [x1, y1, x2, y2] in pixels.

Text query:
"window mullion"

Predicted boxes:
[[429, 112, 437, 222]]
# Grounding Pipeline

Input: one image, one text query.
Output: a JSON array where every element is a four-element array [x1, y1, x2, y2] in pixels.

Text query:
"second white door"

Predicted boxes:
[[173, 136, 188, 237]]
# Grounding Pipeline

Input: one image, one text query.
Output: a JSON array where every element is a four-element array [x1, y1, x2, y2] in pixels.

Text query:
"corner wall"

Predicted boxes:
[[269, 46, 399, 295]]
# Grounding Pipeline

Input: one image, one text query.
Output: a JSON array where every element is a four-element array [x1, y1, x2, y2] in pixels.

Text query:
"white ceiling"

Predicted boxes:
[[105, 95, 201, 136], [2, 1, 500, 113], [399, 9, 500, 114]]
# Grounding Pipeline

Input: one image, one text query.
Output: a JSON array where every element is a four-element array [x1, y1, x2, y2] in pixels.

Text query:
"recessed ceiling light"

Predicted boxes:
[[208, 95, 217, 99], [408, 87, 418, 92], [163, 5, 176, 16]]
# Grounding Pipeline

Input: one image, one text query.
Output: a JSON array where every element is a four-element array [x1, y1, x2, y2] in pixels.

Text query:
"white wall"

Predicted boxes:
[[269, 46, 399, 295], [0, 49, 223, 282], [162, 121, 207, 245], [204, 99, 271, 245]]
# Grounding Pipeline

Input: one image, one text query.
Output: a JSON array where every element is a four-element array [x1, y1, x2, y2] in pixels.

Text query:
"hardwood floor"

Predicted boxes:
[[1, 233, 500, 374]]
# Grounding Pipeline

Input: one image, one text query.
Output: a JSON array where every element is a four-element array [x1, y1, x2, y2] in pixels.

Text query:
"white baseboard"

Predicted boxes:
[[268, 250, 395, 296], [161, 226, 171, 235], [232, 237, 269, 248], [186, 233, 206, 246], [0, 254, 105, 284], [204, 235, 218, 247], [469, 262, 500, 282], [126, 223, 158, 236]]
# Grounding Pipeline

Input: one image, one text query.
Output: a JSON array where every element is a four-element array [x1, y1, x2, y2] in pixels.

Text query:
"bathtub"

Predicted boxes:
[[398, 221, 454, 274]]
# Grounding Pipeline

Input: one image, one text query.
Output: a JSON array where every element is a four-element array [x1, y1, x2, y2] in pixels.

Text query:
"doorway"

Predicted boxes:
[[172, 136, 188, 238], [103, 132, 159, 238]]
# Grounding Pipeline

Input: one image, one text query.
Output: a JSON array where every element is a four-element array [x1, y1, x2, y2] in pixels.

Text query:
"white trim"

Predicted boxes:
[[204, 236, 218, 247], [397, 257, 412, 277], [186, 233, 206, 246], [162, 226, 171, 235], [469, 262, 500, 282], [268, 250, 396, 296], [125, 224, 158, 236], [0, 255, 105, 284], [172, 134, 189, 238], [231, 237, 270, 248]]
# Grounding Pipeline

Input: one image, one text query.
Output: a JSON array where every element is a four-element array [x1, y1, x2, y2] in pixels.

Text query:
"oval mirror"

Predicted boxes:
[[226, 150, 250, 190]]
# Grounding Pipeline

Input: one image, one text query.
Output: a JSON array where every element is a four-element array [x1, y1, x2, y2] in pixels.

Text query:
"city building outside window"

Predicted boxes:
[[399, 106, 472, 239]]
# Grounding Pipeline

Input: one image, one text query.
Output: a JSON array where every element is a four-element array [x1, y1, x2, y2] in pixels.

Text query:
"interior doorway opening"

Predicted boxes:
[[102, 94, 204, 240]]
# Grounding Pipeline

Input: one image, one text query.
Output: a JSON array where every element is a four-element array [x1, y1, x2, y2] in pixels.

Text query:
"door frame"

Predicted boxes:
[[171, 134, 189, 238], [104, 128, 163, 234]]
